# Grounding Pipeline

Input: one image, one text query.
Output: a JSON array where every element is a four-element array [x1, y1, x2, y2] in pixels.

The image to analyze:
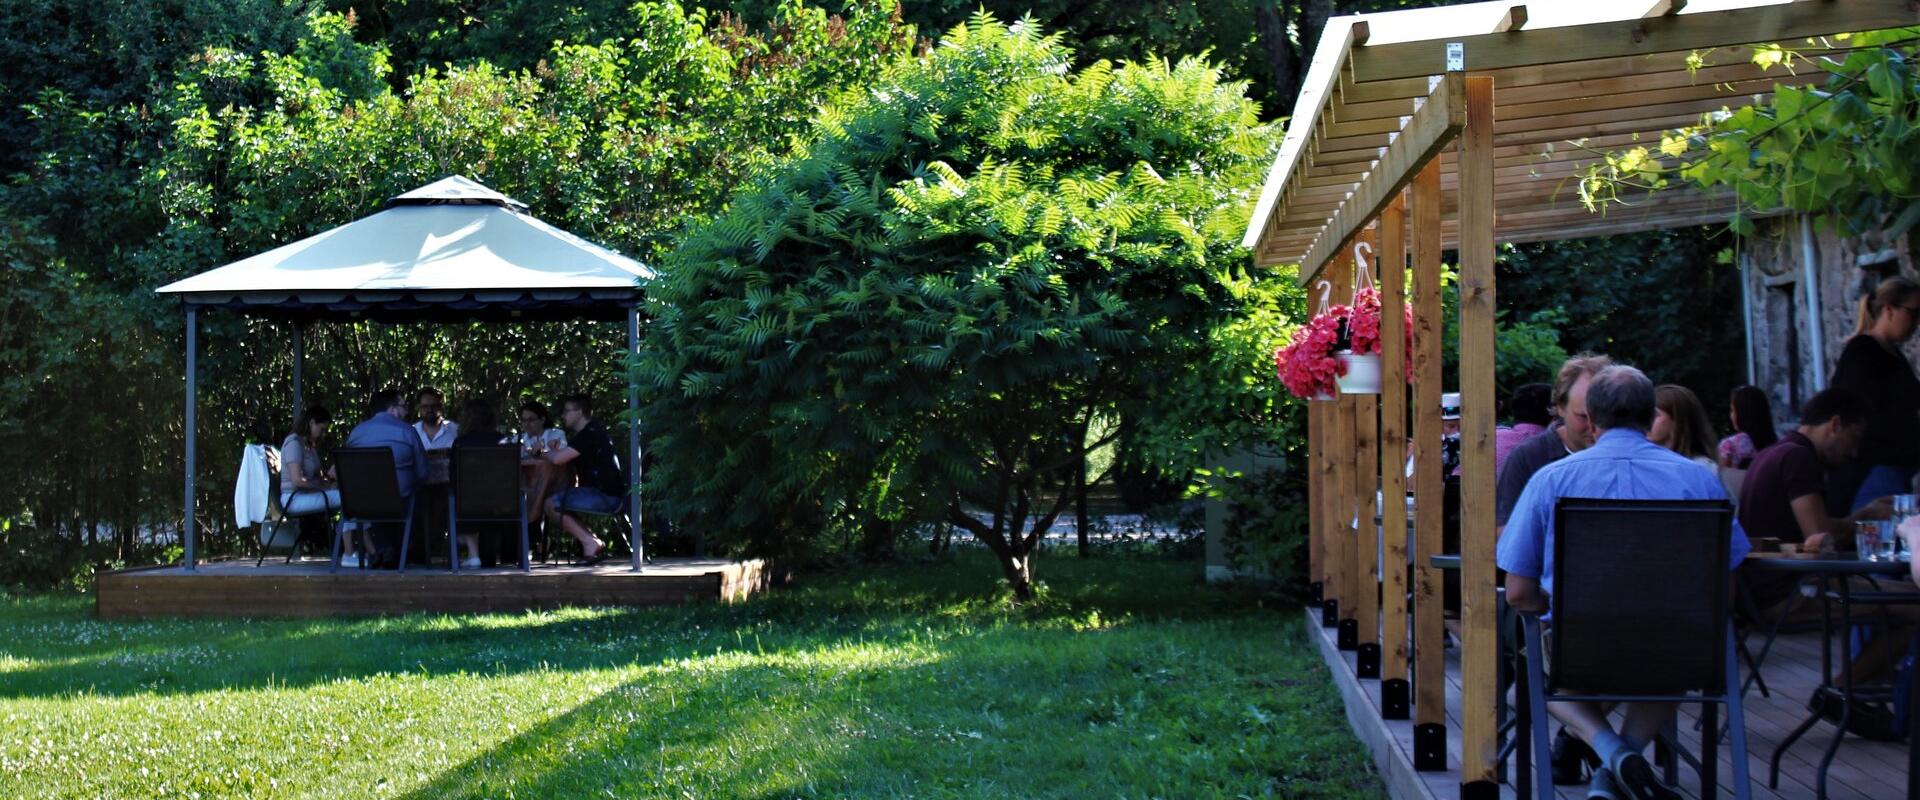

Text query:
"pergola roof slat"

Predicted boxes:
[[1246, 0, 1920, 278]]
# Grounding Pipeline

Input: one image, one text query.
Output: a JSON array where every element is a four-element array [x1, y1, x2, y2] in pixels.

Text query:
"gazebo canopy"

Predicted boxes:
[[157, 176, 654, 321], [1241, 0, 1920, 280]]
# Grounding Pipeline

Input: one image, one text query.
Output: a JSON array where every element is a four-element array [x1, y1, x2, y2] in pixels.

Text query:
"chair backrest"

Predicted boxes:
[[452, 445, 523, 519], [334, 447, 407, 520], [1549, 497, 1733, 695]]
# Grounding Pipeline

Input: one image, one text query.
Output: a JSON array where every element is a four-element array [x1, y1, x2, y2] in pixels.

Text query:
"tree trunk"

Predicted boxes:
[[1075, 451, 1090, 557], [1254, 2, 1302, 114], [999, 551, 1034, 601]]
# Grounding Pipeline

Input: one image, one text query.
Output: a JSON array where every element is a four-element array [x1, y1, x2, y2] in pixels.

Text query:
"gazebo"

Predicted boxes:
[[1243, 2, 1920, 798], [157, 175, 656, 573]]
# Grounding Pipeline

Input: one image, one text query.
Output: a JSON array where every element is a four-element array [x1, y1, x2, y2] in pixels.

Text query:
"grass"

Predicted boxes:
[[0, 551, 1380, 799]]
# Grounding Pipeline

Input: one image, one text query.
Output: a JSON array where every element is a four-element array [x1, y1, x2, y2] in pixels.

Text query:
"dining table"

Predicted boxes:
[[1742, 551, 1918, 800]]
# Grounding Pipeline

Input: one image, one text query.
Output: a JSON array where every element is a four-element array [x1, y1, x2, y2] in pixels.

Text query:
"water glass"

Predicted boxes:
[[1896, 494, 1918, 517], [1857, 520, 1886, 562]]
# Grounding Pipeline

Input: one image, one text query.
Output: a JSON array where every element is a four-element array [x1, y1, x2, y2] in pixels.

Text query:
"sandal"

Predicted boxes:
[[575, 544, 611, 566]]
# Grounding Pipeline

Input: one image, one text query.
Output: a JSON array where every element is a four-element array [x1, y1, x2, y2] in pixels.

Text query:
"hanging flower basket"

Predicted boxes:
[[1273, 286, 1412, 400], [1274, 312, 1344, 400]]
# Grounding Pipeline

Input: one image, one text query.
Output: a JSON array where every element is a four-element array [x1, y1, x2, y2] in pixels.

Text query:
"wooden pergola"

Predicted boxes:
[[1242, 1, 1920, 796]]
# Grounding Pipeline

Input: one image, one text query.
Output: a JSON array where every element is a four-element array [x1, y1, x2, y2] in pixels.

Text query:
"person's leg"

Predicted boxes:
[[548, 493, 607, 557]]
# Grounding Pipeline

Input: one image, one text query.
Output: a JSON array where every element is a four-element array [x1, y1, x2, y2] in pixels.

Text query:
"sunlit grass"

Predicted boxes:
[[0, 552, 1379, 799]]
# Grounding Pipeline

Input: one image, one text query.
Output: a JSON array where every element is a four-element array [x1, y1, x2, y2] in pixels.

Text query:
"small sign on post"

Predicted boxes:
[[1446, 43, 1464, 72]]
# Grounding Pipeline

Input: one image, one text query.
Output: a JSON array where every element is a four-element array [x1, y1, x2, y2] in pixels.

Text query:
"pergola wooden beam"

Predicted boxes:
[[1349, 0, 1920, 83], [1298, 73, 1465, 283]]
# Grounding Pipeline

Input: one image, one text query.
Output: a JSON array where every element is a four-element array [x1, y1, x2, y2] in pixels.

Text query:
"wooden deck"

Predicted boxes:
[[95, 557, 771, 618], [1309, 610, 1911, 799]]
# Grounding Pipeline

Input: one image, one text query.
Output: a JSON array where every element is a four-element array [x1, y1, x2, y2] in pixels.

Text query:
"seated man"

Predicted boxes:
[[1497, 365, 1749, 800], [540, 393, 624, 565], [344, 387, 428, 568], [1739, 388, 1909, 732], [1496, 353, 1610, 538]]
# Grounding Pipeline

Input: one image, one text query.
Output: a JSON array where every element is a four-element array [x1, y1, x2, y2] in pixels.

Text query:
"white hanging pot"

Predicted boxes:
[[1336, 350, 1382, 394], [1310, 391, 1336, 402]]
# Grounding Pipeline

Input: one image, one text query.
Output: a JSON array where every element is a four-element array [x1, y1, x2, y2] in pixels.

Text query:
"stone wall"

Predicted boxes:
[[1742, 215, 1915, 428]]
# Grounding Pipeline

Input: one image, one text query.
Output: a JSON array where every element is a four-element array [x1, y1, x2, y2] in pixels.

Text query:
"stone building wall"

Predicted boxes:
[[1743, 215, 1916, 428]]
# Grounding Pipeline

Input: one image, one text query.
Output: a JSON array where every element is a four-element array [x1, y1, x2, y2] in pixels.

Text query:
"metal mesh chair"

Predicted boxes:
[[448, 445, 529, 572], [1514, 497, 1750, 800], [332, 447, 418, 573], [257, 455, 338, 566]]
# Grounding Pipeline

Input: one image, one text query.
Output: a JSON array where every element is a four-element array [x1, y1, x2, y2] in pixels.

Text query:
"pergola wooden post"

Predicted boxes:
[[1351, 224, 1382, 679], [1378, 193, 1410, 719], [1327, 247, 1358, 651], [1409, 158, 1447, 771], [1456, 73, 1499, 797]]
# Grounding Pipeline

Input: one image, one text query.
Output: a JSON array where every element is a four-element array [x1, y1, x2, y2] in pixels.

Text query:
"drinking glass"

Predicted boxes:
[[1896, 494, 1918, 517], [1856, 520, 1886, 561]]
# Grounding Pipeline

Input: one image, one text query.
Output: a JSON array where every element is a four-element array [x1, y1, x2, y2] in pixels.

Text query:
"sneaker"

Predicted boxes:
[[1552, 727, 1599, 785], [1585, 766, 1623, 800], [460, 556, 482, 569], [1808, 690, 1903, 742], [338, 553, 361, 568], [1608, 752, 1680, 800]]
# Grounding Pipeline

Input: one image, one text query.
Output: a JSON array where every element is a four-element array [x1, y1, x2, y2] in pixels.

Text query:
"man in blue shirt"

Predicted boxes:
[[1497, 365, 1749, 800], [345, 387, 428, 567]]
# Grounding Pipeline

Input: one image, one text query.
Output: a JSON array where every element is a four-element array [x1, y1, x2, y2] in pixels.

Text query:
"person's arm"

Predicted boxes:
[[1791, 493, 1892, 551], [545, 439, 580, 466], [1505, 574, 1548, 614]]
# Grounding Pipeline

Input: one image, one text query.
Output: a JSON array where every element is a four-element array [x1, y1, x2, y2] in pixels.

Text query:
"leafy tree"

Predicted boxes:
[[640, 15, 1279, 598]]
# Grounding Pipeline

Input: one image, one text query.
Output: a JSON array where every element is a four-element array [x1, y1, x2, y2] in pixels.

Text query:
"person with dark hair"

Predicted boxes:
[[1495, 382, 1553, 472], [281, 406, 339, 516], [1718, 385, 1778, 469], [540, 393, 622, 564], [344, 387, 428, 567], [1742, 388, 1912, 736], [1737, 388, 1889, 557], [1828, 276, 1920, 511], [1650, 384, 1718, 470], [450, 398, 511, 568], [1497, 365, 1749, 799]]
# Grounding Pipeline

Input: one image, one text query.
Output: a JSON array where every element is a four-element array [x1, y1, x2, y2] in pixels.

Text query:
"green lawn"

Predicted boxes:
[[0, 552, 1379, 799]]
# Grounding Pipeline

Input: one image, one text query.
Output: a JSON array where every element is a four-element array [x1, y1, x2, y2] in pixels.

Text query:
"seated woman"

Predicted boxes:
[[1718, 384, 1778, 469], [1650, 384, 1718, 470], [451, 399, 511, 568], [281, 406, 344, 557], [517, 400, 567, 554]]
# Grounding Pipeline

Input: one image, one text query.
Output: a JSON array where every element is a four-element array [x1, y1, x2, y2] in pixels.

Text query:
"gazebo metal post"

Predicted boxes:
[[292, 321, 305, 424], [183, 306, 199, 572], [628, 305, 645, 571]]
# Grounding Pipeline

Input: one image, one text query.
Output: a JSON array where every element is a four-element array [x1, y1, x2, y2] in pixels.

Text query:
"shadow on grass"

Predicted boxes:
[[391, 609, 1370, 799]]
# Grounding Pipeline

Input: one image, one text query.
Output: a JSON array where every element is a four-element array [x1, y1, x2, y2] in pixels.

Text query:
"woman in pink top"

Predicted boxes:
[[1495, 383, 1553, 473]]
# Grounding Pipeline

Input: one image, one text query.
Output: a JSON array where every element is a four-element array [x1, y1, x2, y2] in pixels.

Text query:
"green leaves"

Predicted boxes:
[[640, 15, 1280, 576], [1582, 28, 1920, 239]]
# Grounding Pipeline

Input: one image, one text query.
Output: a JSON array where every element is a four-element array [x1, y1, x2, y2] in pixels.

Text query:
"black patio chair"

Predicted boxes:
[[448, 444, 530, 573], [257, 453, 339, 566], [1514, 497, 1751, 800], [332, 447, 418, 574], [545, 454, 650, 567]]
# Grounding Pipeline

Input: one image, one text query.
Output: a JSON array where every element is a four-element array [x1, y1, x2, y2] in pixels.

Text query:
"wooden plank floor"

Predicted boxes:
[[1311, 614, 1911, 798], [96, 557, 770, 618]]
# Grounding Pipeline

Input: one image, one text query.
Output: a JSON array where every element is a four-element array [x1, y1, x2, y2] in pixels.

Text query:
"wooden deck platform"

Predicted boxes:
[[1309, 610, 1911, 799], [95, 558, 771, 618]]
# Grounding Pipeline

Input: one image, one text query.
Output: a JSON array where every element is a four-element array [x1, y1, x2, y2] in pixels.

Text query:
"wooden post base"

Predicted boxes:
[[1381, 678, 1411, 720], [1356, 642, 1381, 678], [1415, 723, 1448, 771]]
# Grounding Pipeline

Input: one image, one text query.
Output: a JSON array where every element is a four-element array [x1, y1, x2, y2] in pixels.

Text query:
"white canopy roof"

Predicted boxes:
[[157, 176, 655, 321]]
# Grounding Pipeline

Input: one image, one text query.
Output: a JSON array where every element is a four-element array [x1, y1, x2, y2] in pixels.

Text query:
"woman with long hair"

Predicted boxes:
[[1718, 385, 1778, 469], [1830, 276, 1920, 510], [281, 405, 349, 562], [1650, 384, 1718, 469]]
